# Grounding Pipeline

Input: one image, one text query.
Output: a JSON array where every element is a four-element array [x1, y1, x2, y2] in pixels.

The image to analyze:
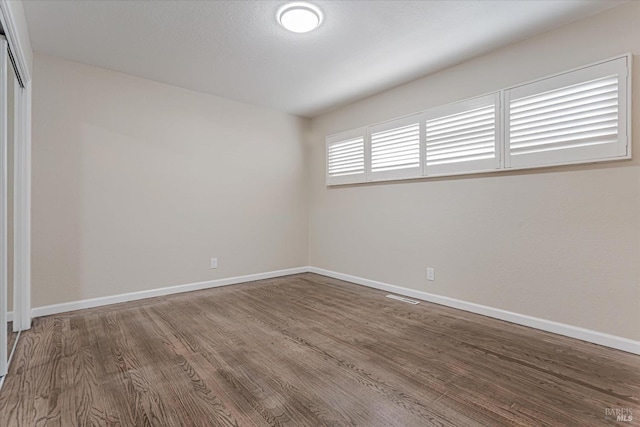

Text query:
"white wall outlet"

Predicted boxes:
[[210, 257, 218, 269], [427, 267, 435, 281]]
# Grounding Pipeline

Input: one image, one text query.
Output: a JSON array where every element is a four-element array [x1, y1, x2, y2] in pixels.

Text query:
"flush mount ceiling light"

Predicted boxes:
[[278, 2, 322, 33]]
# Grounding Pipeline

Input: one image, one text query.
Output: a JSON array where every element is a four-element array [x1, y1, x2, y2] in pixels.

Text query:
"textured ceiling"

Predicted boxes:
[[23, 0, 623, 117]]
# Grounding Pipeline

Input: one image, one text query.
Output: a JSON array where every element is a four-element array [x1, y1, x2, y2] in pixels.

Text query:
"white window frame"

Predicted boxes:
[[504, 56, 630, 170], [326, 127, 366, 186], [367, 113, 424, 182], [424, 93, 501, 177], [324, 53, 631, 187]]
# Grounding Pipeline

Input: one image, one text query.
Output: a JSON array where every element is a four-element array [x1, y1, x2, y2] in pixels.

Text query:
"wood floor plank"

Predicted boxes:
[[1, 273, 638, 426], [100, 310, 173, 427], [1, 317, 63, 426], [129, 306, 241, 427], [152, 301, 347, 426], [141, 305, 277, 427], [205, 290, 478, 426]]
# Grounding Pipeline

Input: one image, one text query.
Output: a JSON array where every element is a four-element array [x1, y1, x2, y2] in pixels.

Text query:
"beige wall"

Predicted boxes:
[[308, 2, 640, 341], [30, 3, 639, 342], [32, 54, 309, 307]]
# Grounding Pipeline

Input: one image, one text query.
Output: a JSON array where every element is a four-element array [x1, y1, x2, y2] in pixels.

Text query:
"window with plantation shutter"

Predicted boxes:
[[326, 128, 366, 185], [425, 94, 500, 176], [505, 56, 629, 169], [324, 55, 630, 186], [368, 114, 423, 181]]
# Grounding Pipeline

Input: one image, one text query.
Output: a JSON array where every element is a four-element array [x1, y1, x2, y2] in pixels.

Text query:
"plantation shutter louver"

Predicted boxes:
[[324, 55, 629, 186], [505, 57, 628, 168], [326, 128, 366, 185], [425, 94, 500, 176], [368, 114, 423, 180]]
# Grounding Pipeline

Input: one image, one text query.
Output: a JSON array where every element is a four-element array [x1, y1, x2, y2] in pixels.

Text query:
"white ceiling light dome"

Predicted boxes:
[[278, 2, 323, 33]]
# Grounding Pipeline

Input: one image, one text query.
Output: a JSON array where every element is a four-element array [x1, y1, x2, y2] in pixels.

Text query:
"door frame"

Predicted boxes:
[[0, 36, 6, 376], [0, 0, 32, 333]]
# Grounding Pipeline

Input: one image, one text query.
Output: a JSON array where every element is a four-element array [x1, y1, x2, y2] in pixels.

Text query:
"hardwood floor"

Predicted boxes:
[[0, 273, 638, 426]]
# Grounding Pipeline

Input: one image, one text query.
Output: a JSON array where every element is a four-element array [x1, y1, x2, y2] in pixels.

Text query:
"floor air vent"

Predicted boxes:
[[386, 294, 419, 304]]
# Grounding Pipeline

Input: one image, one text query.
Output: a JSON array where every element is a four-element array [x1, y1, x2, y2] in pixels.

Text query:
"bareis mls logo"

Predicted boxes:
[[605, 408, 633, 423]]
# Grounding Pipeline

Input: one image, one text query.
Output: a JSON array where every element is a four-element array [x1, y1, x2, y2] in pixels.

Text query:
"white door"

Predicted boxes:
[[0, 36, 8, 377]]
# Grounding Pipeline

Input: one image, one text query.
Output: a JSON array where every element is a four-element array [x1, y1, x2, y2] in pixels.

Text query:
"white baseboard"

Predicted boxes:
[[6, 311, 12, 322], [308, 267, 640, 355], [31, 267, 308, 318], [27, 265, 640, 355]]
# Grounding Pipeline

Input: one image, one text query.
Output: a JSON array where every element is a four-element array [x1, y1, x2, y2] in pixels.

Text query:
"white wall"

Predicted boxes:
[[308, 2, 640, 341], [32, 54, 309, 307], [29, 2, 640, 344]]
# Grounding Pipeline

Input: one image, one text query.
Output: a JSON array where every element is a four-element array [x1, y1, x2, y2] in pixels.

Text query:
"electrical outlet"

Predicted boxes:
[[427, 267, 435, 281], [210, 258, 218, 269]]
